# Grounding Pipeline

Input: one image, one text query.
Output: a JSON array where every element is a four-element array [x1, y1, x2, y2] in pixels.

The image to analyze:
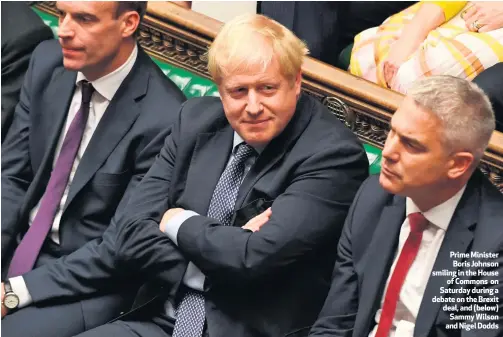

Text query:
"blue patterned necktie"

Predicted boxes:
[[172, 142, 256, 337]]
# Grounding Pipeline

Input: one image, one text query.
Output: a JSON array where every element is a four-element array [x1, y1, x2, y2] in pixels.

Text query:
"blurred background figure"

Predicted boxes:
[[350, 1, 503, 93], [258, 1, 411, 67], [473, 63, 503, 132], [1, 1, 53, 143]]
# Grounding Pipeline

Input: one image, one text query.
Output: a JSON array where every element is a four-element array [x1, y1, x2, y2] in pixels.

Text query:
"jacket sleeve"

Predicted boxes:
[[308, 178, 370, 337], [1, 44, 38, 264]]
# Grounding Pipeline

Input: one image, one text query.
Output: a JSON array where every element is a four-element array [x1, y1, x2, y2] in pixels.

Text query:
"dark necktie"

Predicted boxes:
[[172, 142, 256, 337], [8, 81, 95, 278], [375, 212, 429, 337]]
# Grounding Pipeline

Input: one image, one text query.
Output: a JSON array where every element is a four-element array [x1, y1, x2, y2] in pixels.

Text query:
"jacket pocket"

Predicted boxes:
[[233, 198, 274, 227], [92, 170, 131, 186]]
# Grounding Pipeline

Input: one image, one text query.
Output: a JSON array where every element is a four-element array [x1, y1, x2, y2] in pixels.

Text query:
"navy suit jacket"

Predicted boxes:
[[23, 94, 369, 336], [1, 2, 53, 142], [309, 171, 503, 337], [1, 39, 185, 323]]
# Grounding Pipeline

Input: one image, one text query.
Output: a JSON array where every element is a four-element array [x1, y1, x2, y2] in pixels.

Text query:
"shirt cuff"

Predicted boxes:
[[163, 210, 199, 245], [9, 276, 33, 308]]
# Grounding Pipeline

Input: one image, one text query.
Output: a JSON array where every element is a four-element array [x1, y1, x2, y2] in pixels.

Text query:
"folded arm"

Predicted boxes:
[[175, 141, 368, 284]]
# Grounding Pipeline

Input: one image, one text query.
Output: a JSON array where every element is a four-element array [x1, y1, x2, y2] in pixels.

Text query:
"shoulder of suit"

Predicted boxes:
[[1, 3, 53, 46], [179, 96, 222, 117], [31, 39, 64, 69]]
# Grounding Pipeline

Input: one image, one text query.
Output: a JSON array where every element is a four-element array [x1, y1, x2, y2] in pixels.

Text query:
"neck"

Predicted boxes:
[[83, 39, 135, 81]]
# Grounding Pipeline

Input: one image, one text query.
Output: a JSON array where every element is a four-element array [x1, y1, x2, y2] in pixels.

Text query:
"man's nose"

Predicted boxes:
[[58, 16, 75, 39], [382, 134, 399, 162], [246, 91, 263, 115]]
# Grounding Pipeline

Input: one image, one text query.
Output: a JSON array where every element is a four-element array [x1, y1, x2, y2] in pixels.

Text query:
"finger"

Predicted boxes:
[[462, 5, 477, 21], [384, 63, 393, 86], [465, 12, 484, 31], [477, 22, 495, 33], [248, 217, 270, 231], [242, 213, 266, 229], [247, 212, 270, 228]]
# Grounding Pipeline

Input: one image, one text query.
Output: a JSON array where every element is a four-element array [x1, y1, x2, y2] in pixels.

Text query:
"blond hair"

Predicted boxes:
[[408, 76, 495, 163], [207, 14, 309, 83]]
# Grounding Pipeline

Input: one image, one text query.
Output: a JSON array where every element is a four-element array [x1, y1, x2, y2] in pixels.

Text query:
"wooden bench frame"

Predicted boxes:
[[34, 2, 503, 192]]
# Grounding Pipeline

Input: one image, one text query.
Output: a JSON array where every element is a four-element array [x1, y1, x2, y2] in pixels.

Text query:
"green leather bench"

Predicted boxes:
[[32, 8, 382, 175]]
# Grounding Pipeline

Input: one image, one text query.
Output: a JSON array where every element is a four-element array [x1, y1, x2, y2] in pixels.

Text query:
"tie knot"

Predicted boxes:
[[234, 143, 256, 162], [80, 81, 95, 104], [408, 212, 428, 233]]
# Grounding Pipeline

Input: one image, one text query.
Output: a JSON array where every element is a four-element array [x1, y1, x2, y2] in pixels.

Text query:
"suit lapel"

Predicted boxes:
[[33, 68, 77, 172], [178, 124, 234, 215], [414, 182, 478, 337], [355, 196, 405, 337], [234, 94, 313, 209], [26, 68, 76, 212], [63, 51, 149, 210]]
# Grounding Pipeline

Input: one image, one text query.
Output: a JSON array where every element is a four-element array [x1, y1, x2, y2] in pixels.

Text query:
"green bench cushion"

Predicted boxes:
[[32, 8, 382, 174]]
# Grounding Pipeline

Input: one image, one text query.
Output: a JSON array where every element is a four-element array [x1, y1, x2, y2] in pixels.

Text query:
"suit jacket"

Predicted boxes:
[[1, 2, 53, 142], [258, 1, 341, 66], [23, 94, 369, 336], [1, 39, 185, 322], [309, 171, 503, 337], [473, 63, 503, 132]]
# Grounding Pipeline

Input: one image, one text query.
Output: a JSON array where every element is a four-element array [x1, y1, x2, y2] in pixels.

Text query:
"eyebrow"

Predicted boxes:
[[55, 6, 98, 19], [391, 126, 425, 149]]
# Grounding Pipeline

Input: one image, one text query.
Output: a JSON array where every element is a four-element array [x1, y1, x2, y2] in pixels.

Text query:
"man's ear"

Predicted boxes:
[[447, 151, 474, 179], [294, 71, 302, 96], [121, 11, 140, 38]]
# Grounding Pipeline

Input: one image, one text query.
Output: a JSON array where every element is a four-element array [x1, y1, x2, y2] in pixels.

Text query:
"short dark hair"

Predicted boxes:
[[116, 1, 148, 36]]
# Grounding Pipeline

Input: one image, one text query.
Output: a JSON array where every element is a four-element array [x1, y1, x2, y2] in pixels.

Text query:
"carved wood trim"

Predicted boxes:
[[33, 2, 503, 192]]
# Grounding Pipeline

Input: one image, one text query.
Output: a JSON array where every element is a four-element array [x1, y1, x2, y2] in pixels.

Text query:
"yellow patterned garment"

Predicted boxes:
[[349, 2, 503, 93]]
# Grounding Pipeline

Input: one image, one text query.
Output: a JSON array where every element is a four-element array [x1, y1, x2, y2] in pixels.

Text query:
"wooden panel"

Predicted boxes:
[[33, 2, 503, 192]]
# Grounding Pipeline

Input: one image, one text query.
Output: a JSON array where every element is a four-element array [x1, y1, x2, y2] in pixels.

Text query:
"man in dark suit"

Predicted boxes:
[[309, 76, 502, 337], [473, 63, 503, 132], [258, 1, 411, 67], [1, 1, 185, 335], [1, 2, 54, 142], [2, 13, 369, 337]]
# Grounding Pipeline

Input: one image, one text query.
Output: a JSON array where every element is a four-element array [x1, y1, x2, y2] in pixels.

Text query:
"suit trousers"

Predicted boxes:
[[74, 320, 170, 337]]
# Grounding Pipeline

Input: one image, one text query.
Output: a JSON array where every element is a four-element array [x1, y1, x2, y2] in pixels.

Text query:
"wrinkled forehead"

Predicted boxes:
[[56, 1, 117, 17], [392, 97, 444, 140]]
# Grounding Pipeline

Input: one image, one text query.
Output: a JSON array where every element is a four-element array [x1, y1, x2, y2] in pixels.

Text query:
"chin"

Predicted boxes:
[[62, 59, 82, 72], [379, 174, 402, 194]]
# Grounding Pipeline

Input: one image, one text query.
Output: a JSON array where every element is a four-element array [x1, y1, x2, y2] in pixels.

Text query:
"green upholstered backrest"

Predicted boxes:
[[32, 8, 382, 174]]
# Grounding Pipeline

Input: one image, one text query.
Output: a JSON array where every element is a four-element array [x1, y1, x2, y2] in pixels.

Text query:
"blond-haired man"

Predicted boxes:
[[1, 13, 368, 337], [310, 76, 503, 337]]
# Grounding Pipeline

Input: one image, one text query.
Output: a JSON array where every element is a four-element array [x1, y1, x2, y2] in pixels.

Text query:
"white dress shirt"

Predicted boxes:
[[10, 45, 138, 308], [163, 132, 263, 316], [369, 185, 467, 337]]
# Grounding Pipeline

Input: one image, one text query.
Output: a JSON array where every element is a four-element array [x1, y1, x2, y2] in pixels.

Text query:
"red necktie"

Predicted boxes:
[[375, 212, 429, 337]]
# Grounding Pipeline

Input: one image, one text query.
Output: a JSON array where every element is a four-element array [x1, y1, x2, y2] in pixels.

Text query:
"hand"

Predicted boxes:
[[159, 208, 185, 232], [381, 36, 422, 87], [463, 2, 503, 32], [1, 282, 7, 318], [241, 208, 272, 232]]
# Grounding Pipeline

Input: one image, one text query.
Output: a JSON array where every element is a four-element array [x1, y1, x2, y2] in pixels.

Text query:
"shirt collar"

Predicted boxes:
[[75, 44, 138, 101], [406, 184, 467, 231], [233, 132, 266, 155]]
